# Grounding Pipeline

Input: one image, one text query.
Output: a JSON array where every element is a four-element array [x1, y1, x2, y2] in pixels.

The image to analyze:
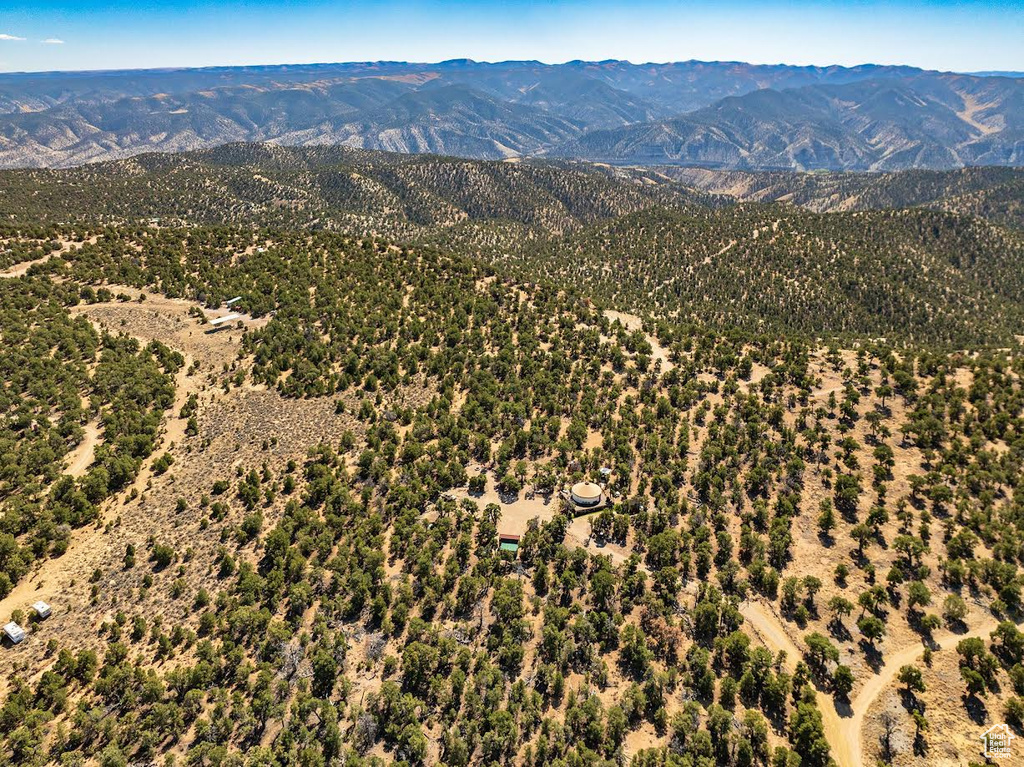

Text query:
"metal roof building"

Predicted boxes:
[[498, 533, 521, 553], [209, 313, 242, 326]]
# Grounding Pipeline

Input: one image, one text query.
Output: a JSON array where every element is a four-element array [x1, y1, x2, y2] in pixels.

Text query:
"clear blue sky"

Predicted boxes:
[[1, 0, 1021, 74]]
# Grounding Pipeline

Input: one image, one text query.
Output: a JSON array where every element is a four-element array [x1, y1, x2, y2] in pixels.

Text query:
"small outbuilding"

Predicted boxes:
[[498, 533, 521, 554], [32, 601, 51, 620], [3, 622, 25, 645], [570, 482, 604, 508]]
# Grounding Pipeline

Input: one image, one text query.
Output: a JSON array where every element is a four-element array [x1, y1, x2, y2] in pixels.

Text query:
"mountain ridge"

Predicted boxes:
[[549, 74, 1023, 170], [2, 59, 1020, 171]]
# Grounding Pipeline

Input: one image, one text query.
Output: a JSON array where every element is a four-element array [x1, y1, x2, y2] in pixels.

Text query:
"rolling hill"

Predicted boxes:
[[2, 144, 1024, 346], [1, 140, 1024, 767]]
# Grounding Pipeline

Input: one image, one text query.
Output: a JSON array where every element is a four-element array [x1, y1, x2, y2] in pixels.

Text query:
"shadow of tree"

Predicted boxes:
[[828, 619, 852, 643], [963, 693, 988, 725], [898, 688, 924, 714], [859, 639, 884, 673]]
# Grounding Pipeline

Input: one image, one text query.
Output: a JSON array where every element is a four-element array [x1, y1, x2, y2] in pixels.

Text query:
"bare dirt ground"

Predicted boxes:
[[742, 556, 1024, 767], [740, 599, 856, 767], [546, 342, 1007, 767], [704, 238, 736, 263], [0, 235, 100, 278], [447, 480, 559, 537], [728, 346, 1018, 767], [857, 608, 1022, 767], [953, 89, 1002, 136], [565, 512, 635, 566]]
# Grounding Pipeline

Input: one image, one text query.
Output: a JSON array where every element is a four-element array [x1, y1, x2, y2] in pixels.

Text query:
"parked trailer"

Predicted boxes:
[[3, 622, 25, 644], [209, 313, 242, 326]]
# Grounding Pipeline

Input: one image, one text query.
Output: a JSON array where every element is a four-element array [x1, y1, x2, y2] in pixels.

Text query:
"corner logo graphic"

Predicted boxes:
[[981, 724, 1015, 758]]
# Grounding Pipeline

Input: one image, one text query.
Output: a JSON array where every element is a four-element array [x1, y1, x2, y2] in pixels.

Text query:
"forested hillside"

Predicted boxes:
[[2, 146, 1023, 346], [659, 166, 1024, 228], [503, 205, 1024, 346], [0, 154, 1022, 767], [0, 144, 723, 233]]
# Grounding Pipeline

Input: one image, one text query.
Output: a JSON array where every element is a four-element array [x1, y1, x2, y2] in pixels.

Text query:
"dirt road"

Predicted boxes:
[[0, 291, 242, 645], [603, 309, 675, 371], [740, 600, 857, 767], [844, 613, 1013, 767], [0, 236, 99, 279], [62, 420, 101, 478], [0, 289, 364, 693], [740, 598, 1020, 767]]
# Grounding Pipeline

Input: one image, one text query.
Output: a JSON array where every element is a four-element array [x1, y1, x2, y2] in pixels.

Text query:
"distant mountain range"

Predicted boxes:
[[0, 59, 1021, 171]]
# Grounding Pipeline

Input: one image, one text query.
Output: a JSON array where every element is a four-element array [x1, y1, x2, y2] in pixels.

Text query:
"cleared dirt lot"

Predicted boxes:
[[447, 480, 560, 537]]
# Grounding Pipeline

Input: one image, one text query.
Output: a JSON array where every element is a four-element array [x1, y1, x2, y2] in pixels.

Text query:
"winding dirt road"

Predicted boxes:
[[740, 599, 1020, 767], [740, 600, 857, 767], [0, 291, 237, 632], [62, 420, 101, 478]]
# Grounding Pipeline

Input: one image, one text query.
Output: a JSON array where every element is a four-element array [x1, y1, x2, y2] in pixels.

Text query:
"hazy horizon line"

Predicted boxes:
[[3, 55, 1022, 79]]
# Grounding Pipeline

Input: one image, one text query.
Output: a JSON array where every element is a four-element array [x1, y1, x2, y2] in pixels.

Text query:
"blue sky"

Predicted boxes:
[[0, 0, 1021, 74]]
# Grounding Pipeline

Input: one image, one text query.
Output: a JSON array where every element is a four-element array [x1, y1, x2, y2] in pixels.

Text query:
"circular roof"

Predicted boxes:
[[570, 482, 602, 500]]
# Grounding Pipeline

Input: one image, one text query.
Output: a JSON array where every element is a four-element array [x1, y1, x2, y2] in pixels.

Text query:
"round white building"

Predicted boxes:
[[570, 481, 603, 508]]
